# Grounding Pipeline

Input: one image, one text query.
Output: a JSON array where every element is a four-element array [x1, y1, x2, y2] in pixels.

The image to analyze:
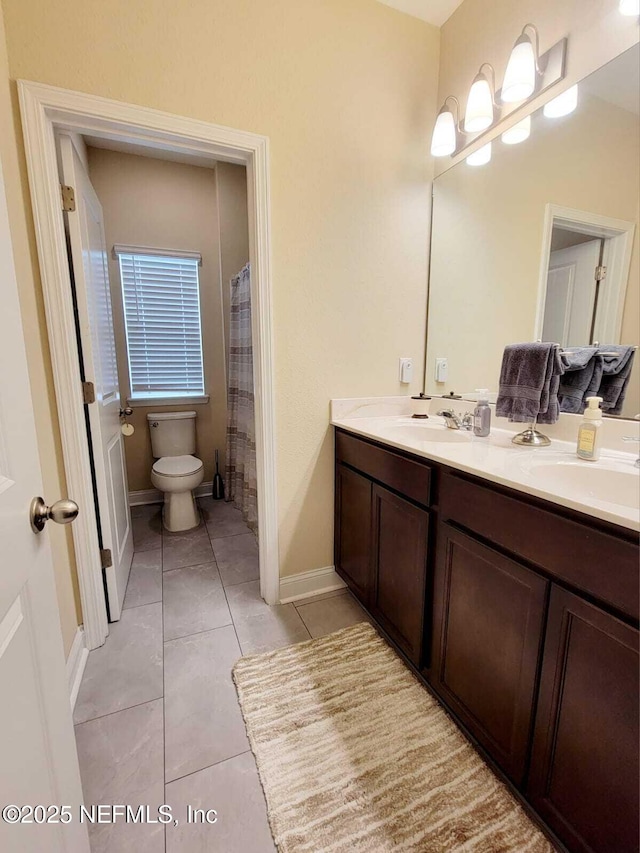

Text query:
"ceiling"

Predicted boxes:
[[376, 0, 464, 27]]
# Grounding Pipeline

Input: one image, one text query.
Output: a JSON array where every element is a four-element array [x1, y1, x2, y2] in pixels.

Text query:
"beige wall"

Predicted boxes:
[[0, 7, 81, 656], [438, 0, 639, 174], [1, 0, 440, 594], [87, 147, 230, 490], [426, 91, 640, 416], [215, 162, 250, 374]]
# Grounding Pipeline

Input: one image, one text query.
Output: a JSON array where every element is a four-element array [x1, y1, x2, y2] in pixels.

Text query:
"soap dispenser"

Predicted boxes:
[[576, 396, 603, 461], [473, 389, 491, 437]]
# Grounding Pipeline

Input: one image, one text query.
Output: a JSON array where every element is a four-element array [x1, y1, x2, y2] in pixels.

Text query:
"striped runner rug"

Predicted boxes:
[[233, 622, 555, 852]]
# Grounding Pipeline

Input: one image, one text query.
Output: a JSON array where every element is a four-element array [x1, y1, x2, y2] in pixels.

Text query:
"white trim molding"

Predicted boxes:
[[18, 81, 281, 650], [279, 566, 346, 604], [65, 627, 89, 711]]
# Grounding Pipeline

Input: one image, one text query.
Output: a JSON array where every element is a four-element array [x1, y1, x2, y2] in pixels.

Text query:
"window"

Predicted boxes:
[[115, 248, 206, 402]]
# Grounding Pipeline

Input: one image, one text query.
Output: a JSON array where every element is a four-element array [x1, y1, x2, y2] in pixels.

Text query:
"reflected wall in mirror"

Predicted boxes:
[[425, 46, 639, 418]]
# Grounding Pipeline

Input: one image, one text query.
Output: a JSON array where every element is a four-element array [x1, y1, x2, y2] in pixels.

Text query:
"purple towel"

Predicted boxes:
[[496, 342, 564, 424]]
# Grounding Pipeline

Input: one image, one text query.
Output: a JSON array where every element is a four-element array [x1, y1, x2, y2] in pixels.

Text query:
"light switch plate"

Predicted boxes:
[[435, 357, 448, 383], [399, 357, 413, 384]]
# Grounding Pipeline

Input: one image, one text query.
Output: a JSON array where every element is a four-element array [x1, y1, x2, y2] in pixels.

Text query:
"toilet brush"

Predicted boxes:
[[212, 450, 225, 500]]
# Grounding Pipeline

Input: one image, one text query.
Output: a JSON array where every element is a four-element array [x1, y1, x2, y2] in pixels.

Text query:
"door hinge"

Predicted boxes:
[[595, 265, 607, 281], [81, 380, 95, 404], [61, 184, 76, 212], [100, 548, 113, 570]]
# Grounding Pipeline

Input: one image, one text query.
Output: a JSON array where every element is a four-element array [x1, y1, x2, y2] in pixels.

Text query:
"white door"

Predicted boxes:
[[0, 156, 89, 848], [60, 135, 133, 620], [542, 239, 602, 346]]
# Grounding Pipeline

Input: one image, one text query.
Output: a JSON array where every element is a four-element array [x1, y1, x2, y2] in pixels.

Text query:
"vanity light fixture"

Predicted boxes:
[[466, 142, 492, 166], [619, 0, 640, 15], [464, 64, 496, 133], [543, 84, 578, 118], [501, 25, 540, 103], [430, 96, 462, 157], [501, 116, 531, 145]]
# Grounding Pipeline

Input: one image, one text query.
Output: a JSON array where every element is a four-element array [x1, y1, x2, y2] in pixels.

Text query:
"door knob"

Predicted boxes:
[[120, 407, 133, 417], [30, 496, 79, 533]]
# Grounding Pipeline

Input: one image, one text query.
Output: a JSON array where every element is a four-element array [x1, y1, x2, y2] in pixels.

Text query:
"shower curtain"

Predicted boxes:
[[225, 263, 258, 534]]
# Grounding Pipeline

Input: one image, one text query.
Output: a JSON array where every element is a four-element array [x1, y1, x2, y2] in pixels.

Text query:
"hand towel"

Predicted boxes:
[[496, 342, 565, 424], [597, 345, 636, 415], [558, 347, 603, 414]]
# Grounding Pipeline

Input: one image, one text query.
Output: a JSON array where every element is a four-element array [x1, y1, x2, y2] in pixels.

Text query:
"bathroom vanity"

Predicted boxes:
[[333, 414, 639, 853]]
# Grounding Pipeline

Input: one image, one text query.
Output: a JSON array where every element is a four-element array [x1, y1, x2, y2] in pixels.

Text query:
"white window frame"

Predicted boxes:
[[114, 245, 210, 407]]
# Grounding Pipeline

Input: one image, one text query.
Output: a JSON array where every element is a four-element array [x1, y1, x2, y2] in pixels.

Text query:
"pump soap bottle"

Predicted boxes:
[[576, 396, 603, 461], [473, 390, 491, 437]]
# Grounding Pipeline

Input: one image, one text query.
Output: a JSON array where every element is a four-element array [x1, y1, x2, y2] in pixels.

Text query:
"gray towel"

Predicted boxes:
[[558, 347, 603, 414], [597, 345, 636, 415], [496, 342, 565, 424]]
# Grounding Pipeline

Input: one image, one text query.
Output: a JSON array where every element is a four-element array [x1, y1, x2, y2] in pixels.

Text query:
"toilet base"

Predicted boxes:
[[162, 490, 200, 532]]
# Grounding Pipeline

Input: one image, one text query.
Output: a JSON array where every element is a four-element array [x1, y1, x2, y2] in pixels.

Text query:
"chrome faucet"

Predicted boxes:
[[437, 408, 474, 431], [622, 436, 640, 468]]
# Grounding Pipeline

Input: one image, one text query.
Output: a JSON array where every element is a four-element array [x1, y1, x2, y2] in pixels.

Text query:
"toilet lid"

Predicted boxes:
[[152, 455, 203, 477]]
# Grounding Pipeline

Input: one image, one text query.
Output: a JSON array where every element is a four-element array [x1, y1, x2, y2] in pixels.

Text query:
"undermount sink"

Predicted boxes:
[[518, 457, 640, 510], [376, 423, 472, 443]]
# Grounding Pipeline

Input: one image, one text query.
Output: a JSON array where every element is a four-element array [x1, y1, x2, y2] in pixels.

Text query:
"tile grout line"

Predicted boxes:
[[160, 522, 167, 853], [74, 694, 164, 728], [165, 748, 252, 788]]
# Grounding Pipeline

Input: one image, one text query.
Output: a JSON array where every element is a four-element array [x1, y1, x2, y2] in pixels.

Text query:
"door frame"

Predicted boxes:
[[534, 203, 636, 345], [18, 80, 281, 649]]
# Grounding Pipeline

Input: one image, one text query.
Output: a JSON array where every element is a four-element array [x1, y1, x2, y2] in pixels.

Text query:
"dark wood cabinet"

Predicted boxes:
[[431, 524, 548, 785], [528, 588, 639, 853], [335, 463, 373, 604], [334, 427, 639, 852], [370, 484, 428, 665]]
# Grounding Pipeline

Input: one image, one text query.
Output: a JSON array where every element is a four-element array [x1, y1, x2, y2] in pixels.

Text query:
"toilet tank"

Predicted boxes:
[[147, 411, 197, 458]]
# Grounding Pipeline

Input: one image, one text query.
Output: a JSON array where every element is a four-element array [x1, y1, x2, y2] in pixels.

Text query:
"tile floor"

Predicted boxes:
[[73, 497, 369, 852]]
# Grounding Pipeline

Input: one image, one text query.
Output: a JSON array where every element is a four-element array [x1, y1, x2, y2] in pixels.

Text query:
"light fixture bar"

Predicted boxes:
[[441, 35, 567, 160]]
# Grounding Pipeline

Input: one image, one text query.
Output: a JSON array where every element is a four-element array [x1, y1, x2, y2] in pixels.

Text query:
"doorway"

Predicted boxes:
[[535, 203, 636, 347], [19, 81, 280, 652]]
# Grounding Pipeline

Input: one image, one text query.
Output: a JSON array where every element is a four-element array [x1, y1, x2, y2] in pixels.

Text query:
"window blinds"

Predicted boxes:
[[117, 252, 205, 398]]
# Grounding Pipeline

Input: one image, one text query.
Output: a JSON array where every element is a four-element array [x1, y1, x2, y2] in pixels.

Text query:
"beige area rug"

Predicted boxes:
[[232, 622, 555, 853]]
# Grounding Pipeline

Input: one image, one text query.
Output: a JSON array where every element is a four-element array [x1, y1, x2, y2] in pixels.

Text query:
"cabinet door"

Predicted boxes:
[[335, 464, 373, 605], [528, 587, 639, 853], [370, 484, 429, 665], [431, 524, 547, 785]]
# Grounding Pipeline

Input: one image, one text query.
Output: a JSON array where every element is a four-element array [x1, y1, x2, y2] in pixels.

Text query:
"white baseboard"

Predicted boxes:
[[129, 481, 213, 507], [66, 627, 89, 711], [279, 565, 346, 604]]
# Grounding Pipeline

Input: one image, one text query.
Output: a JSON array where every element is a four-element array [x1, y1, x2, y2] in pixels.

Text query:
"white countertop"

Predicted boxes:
[[331, 398, 640, 533]]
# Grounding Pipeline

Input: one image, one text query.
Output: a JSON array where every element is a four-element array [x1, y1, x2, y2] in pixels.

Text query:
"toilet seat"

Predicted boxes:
[[152, 455, 203, 478]]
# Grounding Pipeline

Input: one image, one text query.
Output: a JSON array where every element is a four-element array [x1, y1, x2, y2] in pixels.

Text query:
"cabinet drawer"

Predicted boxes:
[[440, 472, 639, 621], [336, 430, 431, 507]]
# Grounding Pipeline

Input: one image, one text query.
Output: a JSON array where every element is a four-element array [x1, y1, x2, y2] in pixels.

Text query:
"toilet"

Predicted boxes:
[[147, 411, 204, 532]]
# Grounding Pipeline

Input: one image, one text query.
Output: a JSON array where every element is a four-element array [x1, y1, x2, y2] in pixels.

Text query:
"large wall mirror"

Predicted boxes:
[[425, 45, 639, 419]]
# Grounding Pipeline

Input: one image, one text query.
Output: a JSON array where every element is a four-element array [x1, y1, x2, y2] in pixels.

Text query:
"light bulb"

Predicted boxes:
[[502, 38, 537, 103], [466, 142, 492, 166], [543, 84, 578, 118], [619, 0, 639, 15], [501, 116, 531, 145], [464, 74, 494, 133], [430, 108, 457, 157]]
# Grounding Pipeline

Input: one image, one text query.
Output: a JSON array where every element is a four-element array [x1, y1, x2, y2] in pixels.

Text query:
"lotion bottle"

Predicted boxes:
[[473, 389, 491, 437], [576, 396, 603, 461]]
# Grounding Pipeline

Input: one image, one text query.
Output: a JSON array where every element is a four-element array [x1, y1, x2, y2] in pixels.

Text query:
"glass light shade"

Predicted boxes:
[[543, 84, 578, 118], [501, 116, 531, 145], [430, 109, 457, 157], [464, 76, 494, 132], [619, 0, 640, 15], [466, 142, 492, 166], [501, 39, 537, 103]]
